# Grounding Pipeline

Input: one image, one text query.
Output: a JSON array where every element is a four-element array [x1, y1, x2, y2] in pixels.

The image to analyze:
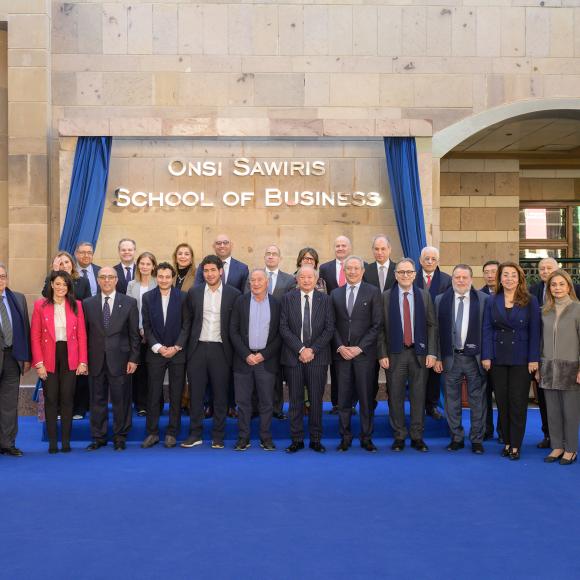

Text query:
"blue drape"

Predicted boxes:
[[384, 137, 427, 265], [58, 136, 112, 254]]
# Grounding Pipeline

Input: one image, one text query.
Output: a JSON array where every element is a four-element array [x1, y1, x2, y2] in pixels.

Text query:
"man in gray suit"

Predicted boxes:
[[434, 265, 489, 454], [263, 244, 295, 419], [0, 263, 31, 456], [378, 258, 437, 453]]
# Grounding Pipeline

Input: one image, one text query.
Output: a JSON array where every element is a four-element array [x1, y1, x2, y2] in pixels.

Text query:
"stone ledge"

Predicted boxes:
[[59, 117, 433, 138]]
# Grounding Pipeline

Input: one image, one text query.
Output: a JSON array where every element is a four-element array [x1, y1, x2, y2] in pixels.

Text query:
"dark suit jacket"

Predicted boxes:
[[141, 287, 189, 364], [481, 293, 541, 365], [182, 283, 241, 366], [114, 262, 135, 294], [76, 263, 101, 296], [279, 289, 334, 367], [42, 274, 91, 301], [319, 259, 340, 293], [480, 285, 493, 296], [194, 257, 249, 293], [529, 281, 580, 308], [434, 288, 488, 374], [83, 292, 141, 377], [377, 285, 438, 364], [0, 291, 30, 375], [331, 282, 382, 360], [230, 293, 281, 374], [416, 267, 452, 302], [363, 261, 396, 293]]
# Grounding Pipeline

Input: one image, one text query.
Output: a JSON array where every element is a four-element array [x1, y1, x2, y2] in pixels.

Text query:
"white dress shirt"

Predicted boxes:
[[54, 302, 67, 342], [454, 291, 470, 349], [151, 292, 171, 353], [200, 284, 222, 342], [300, 290, 314, 343]]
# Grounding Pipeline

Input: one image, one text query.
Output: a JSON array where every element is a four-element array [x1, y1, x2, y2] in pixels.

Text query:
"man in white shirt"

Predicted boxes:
[[141, 262, 189, 449]]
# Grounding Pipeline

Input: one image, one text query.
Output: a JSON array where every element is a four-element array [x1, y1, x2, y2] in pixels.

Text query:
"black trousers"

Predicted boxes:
[[285, 363, 327, 442], [491, 364, 531, 450], [329, 363, 338, 407], [72, 374, 89, 417], [485, 374, 495, 437], [90, 364, 132, 443], [425, 368, 442, 411], [146, 353, 186, 438], [187, 342, 230, 442], [44, 342, 76, 447], [336, 357, 373, 441], [273, 369, 285, 415], [234, 364, 275, 441], [132, 342, 149, 412], [537, 384, 550, 437], [0, 350, 21, 449]]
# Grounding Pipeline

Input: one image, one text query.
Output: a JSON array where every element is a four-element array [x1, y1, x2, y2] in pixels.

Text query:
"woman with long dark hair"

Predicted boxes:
[[172, 243, 196, 292], [31, 271, 88, 453], [482, 262, 541, 460], [540, 269, 580, 465]]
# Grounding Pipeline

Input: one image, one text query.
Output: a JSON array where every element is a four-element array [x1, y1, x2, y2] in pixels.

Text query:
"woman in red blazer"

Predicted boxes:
[[31, 271, 88, 453]]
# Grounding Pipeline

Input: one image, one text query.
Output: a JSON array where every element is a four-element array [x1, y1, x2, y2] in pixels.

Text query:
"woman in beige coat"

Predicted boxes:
[[540, 269, 580, 466]]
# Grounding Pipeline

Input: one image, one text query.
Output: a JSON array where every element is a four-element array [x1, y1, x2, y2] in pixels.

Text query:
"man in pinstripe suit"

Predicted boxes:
[[280, 266, 335, 453]]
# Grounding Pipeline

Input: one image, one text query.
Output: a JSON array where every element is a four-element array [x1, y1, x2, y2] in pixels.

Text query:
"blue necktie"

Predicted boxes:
[[268, 271, 274, 294]]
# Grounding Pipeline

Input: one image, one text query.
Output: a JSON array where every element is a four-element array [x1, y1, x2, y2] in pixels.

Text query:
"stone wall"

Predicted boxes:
[[520, 172, 580, 201], [0, 28, 7, 260]]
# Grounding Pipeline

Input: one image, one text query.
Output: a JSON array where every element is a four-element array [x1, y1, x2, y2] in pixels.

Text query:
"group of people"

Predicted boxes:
[[0, 234, 578, 465]]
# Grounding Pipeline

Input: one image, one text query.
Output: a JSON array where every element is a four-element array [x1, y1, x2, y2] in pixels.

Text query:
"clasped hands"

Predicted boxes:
[[338, 345, 362, 360], [299, 348, 315, 363], [158, 345, 180, 359], [246, 352, 265, 366]]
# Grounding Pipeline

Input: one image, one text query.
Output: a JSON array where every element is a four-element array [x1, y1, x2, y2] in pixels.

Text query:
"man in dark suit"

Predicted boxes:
[[378, 258, 438, 452], [435, 265, 489, 454], [73, 241, 101, 420], [113, 238, 137, 294], [262, 244, 294, 420], [280, 265, 334, 453], [194, 233, 249, 293], [230, 269, 281, 451], [84, 266, 141, 451], [181, 255, 241, 449], [416, 246, 451, 420], [363, 234, 397, 408], [528, 257, 580, 449], [141, 262, 189, 449], [75, 241, 101, 297], [319, 235, 352, 413], [0, 263, 30, 457], [480, 259, 499, 440], [331, 256, 382, 452]]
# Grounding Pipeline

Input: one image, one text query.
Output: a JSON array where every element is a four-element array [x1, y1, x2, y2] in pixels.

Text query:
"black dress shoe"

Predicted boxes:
[[391, 439, 405, 452], [537, 437, 551, 449], [114, 440, 126, 451], [411, 439, 429, 452], [48, 447, 58, 455], [426, 408, 443, 420], [285, 441, 305, 453], [337, 439, 351, 452], [361, 439, 378, 453], [309, 441, 326, 453], [0, 446, 24, 457], [472, 443, 484, 454], [544, 451, 564, 463], [559, 453, 577, 466], [86, 440, 107, 451], [260, 440, 276, 451], [501, 446, 510, 457], [509, 450, 520, 461], [447, 440, 465, 452], [273, 412, 287, 420], [483, 432, 494, 441], [233, 438, 251, 451]]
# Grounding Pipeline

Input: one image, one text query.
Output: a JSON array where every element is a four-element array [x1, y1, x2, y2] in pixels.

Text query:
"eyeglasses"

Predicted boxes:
[[265, 252, 279, 257], [302, 256, 315, 262], [214, 241, 230, 246], [396, 270, 416, 276], [98, 275, 117, 281], [0, 274, 7, 280], [76, 250, 93, 255]]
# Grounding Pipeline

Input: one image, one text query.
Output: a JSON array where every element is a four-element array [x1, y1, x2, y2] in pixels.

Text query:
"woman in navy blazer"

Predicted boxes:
[[482, 262, 541, 460]]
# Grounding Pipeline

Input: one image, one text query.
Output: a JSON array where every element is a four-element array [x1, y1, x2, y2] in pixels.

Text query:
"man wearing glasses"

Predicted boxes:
[[194, 234, 249, 293], [378, 258, 438, 453], [83, 267, 141, 451], [74, 241, 101, 297]]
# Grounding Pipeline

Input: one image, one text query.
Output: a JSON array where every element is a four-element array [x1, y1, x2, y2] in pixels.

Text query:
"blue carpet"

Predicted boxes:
[[2, 408, 579, 580]]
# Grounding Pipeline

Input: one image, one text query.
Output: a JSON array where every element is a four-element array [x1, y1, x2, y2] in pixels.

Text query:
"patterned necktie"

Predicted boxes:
[[347, 285, 355, 316], [338, 262, 346, 287], [403, 292, 412, 347], [103, 296, 111, 329], [0, 295, 13, 347], [303, 294, 311, 346], [426, 274, 432, 288], [267, 271, 274, 294], [125, 267, 132, 284], [81, 268, 88, 278], [379, 266, 386, 292], [455, 296, 465, 350]]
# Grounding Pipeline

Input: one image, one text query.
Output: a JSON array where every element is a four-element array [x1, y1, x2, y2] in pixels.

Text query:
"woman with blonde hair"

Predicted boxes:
[[540, 269, 580, 466], [42, 251, 91, 300]]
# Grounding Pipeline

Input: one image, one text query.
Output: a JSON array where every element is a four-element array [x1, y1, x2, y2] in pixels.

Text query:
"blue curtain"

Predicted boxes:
[[384, 137, 427, 265], [58, 136, 112, 254]]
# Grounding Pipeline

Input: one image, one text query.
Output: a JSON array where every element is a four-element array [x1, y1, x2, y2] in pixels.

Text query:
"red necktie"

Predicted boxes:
[[426, 274, 432, 288], [403, 292, 412, 347], [338, 262, 346, 287]]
